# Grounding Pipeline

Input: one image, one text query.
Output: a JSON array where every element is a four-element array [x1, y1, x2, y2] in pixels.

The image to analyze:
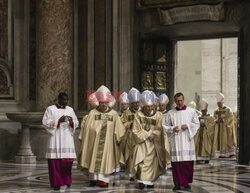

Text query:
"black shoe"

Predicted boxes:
[[54, 186, 60, 191], [146, 185, 154, 188], [89, 180, 97, 187], [139, 183, 145, 189], [172, 185, 180, 191], [184, 185, 191, 190], [129, 177, 135, 182], [67, 184, 71, 188]]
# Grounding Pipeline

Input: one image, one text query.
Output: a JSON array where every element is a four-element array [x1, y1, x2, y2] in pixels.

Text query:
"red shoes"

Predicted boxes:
[[97, 180, 108, 187]]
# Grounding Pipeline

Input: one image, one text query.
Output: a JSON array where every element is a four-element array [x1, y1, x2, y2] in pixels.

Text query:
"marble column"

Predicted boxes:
[[112, 0, 134, 96], [36, 0, 73, 111]]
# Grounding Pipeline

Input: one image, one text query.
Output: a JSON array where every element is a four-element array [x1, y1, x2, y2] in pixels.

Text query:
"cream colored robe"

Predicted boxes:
[[77, 114, 88, 167], [132, 110, 167, 183], [213, 105, 236, 157], [159, 110, 171, 166], [118, 108, 128, 117], [78, 108, 125, 174], [120, 108, 137, 173], [194, 114, 215, 160]]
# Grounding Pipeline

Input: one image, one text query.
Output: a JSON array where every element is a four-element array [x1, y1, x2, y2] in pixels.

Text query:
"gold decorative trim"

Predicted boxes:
[[94, 121, 107, 173], [95, 114, 113, 121]]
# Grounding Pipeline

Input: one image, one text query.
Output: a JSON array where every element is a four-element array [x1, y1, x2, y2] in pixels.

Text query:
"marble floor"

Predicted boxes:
[[0, 159, 249, 193]]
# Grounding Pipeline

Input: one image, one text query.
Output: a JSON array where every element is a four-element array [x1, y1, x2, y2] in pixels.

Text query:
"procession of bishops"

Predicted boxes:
[[42, 85, 237, 191]]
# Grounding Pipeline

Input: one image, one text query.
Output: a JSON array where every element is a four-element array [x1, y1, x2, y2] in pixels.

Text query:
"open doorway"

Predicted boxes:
[[176, 38, 238, 114], [175, 37, 238, 160]]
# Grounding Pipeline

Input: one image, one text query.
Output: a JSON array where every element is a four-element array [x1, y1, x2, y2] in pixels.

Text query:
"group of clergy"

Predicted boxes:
[[42, 86, 237, 191], [77, 85, 201, 191], [188, 93, 237, 164], [77, 86, 171, 189]]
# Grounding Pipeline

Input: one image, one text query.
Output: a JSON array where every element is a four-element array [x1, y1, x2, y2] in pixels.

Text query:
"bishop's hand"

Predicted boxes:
[[58, 115, 65, 123], [148, 134, 155, 141], [173, 126, 179, 133], [181, 124, 188, 130], [217, 117, 224, 123]]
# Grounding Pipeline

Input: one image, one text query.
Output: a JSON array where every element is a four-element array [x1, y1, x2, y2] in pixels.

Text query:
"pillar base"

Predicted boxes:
[[15, 155, 36, 164]]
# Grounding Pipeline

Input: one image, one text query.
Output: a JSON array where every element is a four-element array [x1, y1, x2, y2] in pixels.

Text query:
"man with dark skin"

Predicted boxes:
[[58, 94, 74, 127], [42, 92, 79, 191]]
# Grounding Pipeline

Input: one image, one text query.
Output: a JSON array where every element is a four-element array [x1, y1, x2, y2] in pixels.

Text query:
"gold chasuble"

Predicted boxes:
[[77, 114, 88, 167], [78, 115, 88, 141], [194, 114, 215, 159], [213, 106, 236, 157], [120, 108, 137, 173], [159, 111, 171, 166], [118, 109, 128, 117], [132, 110, 167, 182], [78, 108, 125, 174]]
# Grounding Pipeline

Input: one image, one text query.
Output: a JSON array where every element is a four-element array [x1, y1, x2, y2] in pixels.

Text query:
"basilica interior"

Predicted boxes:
[[0, 0, 250, 192]]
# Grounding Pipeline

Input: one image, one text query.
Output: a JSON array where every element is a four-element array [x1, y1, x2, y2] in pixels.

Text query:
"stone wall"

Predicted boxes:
[[176, 38, 238, 114]]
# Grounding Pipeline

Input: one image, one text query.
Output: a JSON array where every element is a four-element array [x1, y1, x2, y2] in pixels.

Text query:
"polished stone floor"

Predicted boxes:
[[0, 159, 249, 193]]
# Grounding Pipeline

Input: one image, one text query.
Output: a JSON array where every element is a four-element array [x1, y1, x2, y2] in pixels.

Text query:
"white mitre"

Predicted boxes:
[[199, 98, 208, 110], [119, 92, 129, 103], [140, 90, 154, 106], [216, 92, 224, 102], [188, 101, 197, 109], [128, 87, 141, 103], [152, 92, 158, 105], [158, 93, 169, 105], [95, 85, 112, 102]]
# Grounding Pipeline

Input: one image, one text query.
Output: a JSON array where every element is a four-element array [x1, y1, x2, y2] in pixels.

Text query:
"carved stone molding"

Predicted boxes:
[[137, 0, 235, 10]]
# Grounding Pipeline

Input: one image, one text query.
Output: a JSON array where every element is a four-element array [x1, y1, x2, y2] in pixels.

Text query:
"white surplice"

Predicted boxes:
[[42, 105, 79, 159], [162, 106, 199, 162]]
